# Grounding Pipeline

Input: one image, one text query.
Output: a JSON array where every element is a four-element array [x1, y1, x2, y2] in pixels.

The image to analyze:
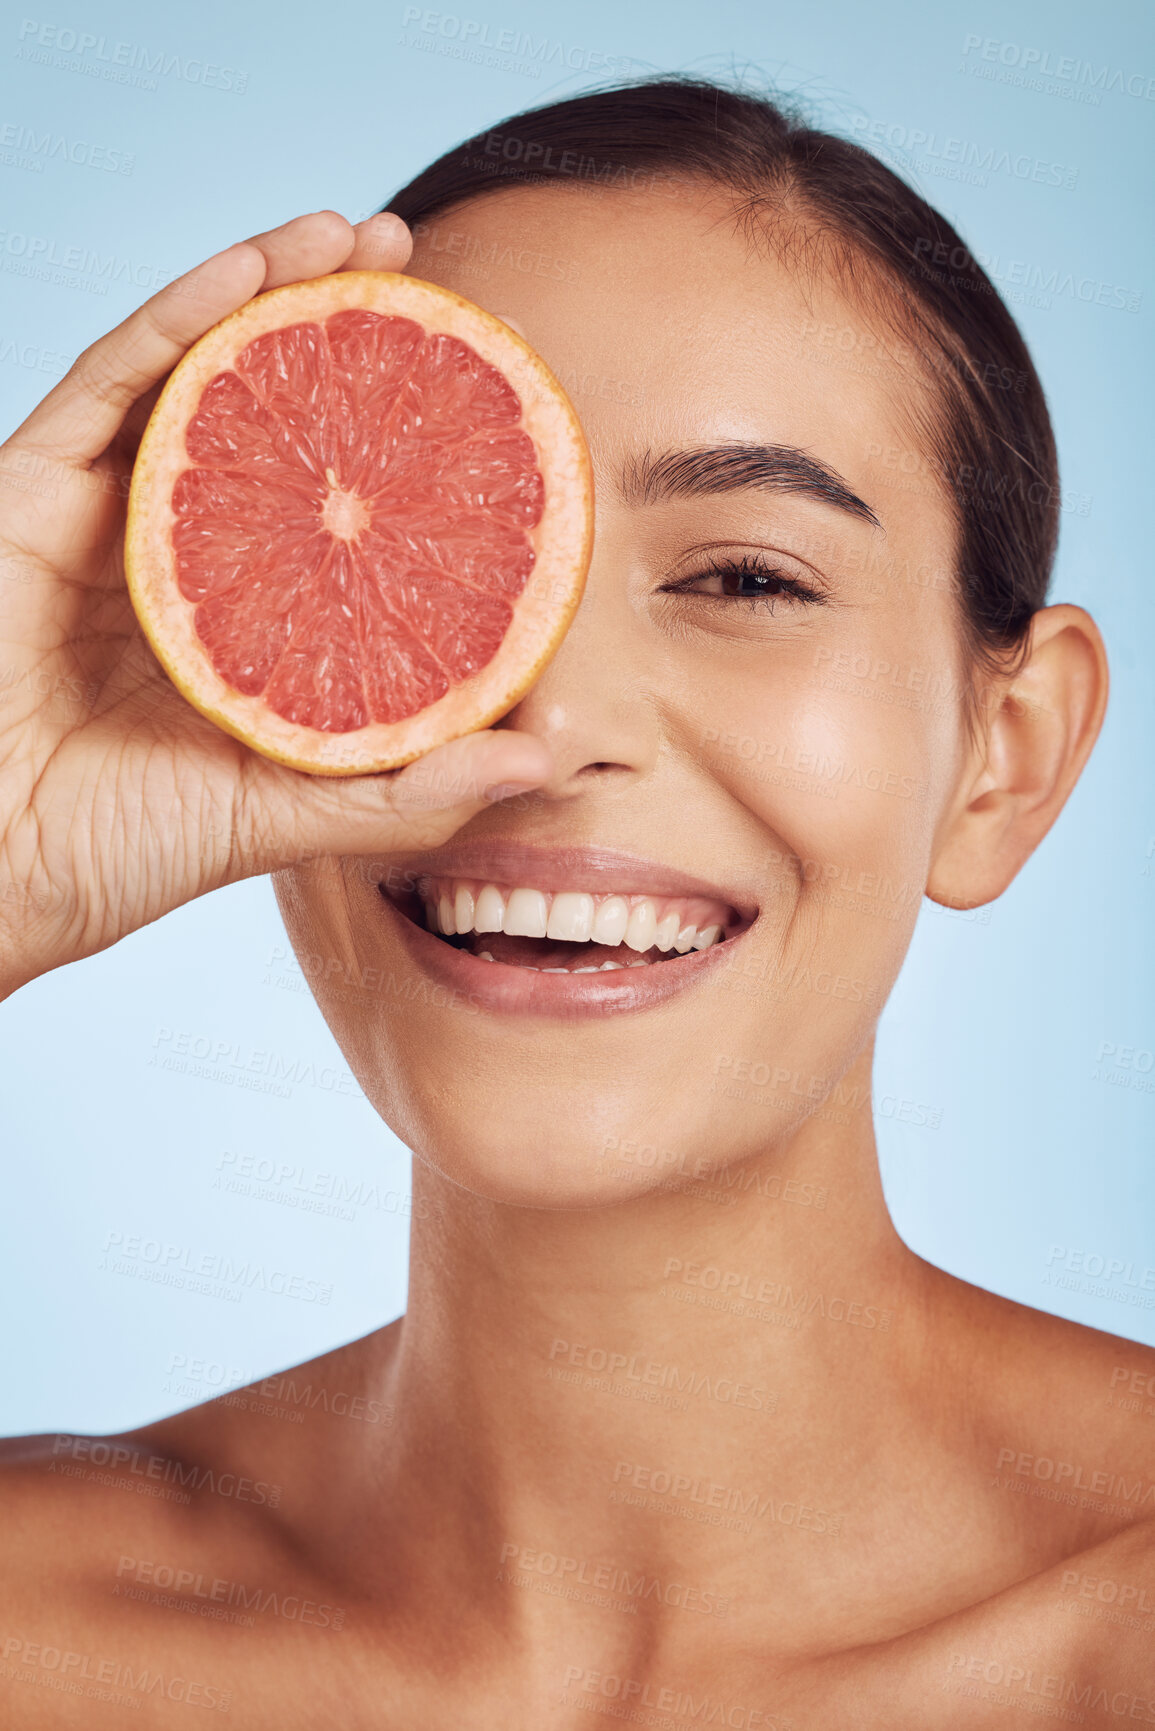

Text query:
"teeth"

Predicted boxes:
[[624, 900, 658, 953], [546, 891, 595, 942], [417, 878, 735, 954], [654, 912, 680, 952], [474, 885, 505, 933], [591, 896, 630, 946], [470, 955, 654, 974], [504, 886, 549, 937], [454, 884, 475, 934]]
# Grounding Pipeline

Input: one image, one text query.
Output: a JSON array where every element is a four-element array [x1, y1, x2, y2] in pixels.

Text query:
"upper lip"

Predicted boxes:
[[379, 841, 760, 924]]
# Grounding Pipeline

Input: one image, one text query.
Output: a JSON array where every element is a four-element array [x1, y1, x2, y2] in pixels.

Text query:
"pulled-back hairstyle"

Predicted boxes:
[[383, 75, 1060, 682]]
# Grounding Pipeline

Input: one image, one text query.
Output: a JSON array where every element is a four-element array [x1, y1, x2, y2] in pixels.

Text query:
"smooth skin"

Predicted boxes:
[[0, 188, 1150, 1731]]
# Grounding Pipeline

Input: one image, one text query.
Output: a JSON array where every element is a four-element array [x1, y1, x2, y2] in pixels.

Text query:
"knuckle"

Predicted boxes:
[[382, 797, 465, 851], [71, 342, 139, 412], [389, 762, 480, 811]]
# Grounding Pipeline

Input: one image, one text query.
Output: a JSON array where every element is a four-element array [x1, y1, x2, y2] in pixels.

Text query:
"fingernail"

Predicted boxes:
[[359, 212, 407, 239], [483, 779, 543, 803]]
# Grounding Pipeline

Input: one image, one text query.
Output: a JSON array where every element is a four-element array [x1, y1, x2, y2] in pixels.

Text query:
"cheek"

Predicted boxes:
[[688, 661, 943, 866], [670, 621, 964, 1021], [273, 865, 413, 1105]]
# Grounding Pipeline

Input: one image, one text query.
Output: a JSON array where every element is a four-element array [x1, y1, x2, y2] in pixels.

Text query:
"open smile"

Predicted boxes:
[[416, 877, 735, 971], [377, 845, 758, 1016]]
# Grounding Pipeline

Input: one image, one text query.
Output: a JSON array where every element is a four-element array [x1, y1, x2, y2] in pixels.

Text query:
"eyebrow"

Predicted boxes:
[[618, 443, 882, 529]]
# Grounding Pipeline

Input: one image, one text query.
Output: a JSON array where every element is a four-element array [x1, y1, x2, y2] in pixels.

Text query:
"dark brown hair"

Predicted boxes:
[[384, 75, 1059, 679]]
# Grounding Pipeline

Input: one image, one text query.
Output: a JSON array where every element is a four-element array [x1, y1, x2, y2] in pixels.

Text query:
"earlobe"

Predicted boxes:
[[925, 604, 1109, 911]]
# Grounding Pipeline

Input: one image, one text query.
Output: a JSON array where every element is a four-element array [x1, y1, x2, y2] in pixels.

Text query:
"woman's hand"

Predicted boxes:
[[0, 211, 552, 1000]]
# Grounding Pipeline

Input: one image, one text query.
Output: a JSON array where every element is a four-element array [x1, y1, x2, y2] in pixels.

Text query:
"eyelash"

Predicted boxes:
[[665, 553, 827, 613]]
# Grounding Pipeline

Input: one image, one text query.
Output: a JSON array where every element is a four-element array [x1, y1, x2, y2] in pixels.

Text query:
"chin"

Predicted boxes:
[[335, 1017, 835, 1212], [370, 1070, 722, 1210]]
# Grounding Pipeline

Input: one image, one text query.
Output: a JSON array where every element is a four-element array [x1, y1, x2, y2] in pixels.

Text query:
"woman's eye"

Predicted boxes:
[[671, 557, 825, 610], [719, 568, 794, 600]]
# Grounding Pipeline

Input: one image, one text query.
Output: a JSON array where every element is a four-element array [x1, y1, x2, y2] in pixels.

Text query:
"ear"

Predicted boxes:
[[926, 604, 1109, 910]]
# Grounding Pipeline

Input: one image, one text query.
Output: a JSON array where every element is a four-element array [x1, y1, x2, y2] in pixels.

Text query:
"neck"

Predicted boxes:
[[321, 1046, 951, 1661]]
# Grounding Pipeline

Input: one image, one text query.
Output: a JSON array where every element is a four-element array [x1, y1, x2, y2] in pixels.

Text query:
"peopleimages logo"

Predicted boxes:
[[398, 8, 632, 77], [547, 1337, 772, 1410], [1044, 1245, 1155, 1290], [101, 1231, 334, 1306], [944, 1651, 1155, 1721], [149, 1026, 363, 1099], [560, 1665, 793, 1728], [214, 1149, 429, 1220], [0, 120, 135, 174], [114, 1556, 346, 1629], [15, 19, 249, 92], [995, 1445, 1155, 1509], [849, 115, 1078, 191], [50, 1434, 281, 1508], [960, 34, 1155, 101], [611, 1461, 844, 1537], [499, 1542, 731, 1617], [0, 230, 181, 295], [0, 1635, 231, 1713], [972, 252, 1141, 315]]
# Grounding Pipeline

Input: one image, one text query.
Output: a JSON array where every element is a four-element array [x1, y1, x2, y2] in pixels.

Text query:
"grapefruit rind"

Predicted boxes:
[[125, 271, 594, 775]]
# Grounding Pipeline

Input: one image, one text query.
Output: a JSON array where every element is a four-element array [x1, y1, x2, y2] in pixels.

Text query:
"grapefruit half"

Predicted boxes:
[[125, 271, 593, 774]]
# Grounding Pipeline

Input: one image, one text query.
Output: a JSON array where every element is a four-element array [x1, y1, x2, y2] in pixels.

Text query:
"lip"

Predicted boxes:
[[379, 841, 761, 925], [374, 841, 759, 1021]]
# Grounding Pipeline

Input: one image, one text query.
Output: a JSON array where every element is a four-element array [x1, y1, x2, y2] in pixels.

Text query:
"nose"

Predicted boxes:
[[496, 544, 661, 800]]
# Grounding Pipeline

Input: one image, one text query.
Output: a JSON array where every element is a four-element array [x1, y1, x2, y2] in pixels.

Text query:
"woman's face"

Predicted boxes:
[[276, 181, 973, 1205]]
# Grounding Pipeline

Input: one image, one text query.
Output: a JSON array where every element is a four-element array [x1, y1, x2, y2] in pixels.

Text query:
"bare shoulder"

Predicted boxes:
[[825, 1516, 1155, 1730], [0, 1329, 401, 1727], [960, 1278, 1155, 1512], [0, 1319, 401, 1554], [871, 1278, 1155, 1723]]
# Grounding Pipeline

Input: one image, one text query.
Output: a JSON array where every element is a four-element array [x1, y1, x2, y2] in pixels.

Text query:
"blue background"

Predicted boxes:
[[1, 0, 1152, 1434]]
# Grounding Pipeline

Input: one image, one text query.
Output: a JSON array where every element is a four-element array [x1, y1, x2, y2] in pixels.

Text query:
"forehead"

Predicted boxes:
[[405, 182, 947, 536]]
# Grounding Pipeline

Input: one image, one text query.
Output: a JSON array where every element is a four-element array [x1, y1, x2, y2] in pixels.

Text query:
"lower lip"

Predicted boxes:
[[381, 898, 750, 1019]]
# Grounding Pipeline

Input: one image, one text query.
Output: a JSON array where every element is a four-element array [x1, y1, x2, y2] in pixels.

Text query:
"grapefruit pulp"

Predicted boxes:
[[125, 271, 593, 774]]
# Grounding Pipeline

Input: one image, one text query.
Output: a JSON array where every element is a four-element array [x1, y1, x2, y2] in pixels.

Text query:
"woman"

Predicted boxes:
[[0, 76, 1149, 1728]]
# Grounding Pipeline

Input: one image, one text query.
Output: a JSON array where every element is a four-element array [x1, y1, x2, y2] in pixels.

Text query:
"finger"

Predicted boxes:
[[243, 207, 356, 288], [241, 729, 554, 874], [109, 378, 165, 460], [112, 211, 374, 459], [379, 728, 553, 825], [339, 212, 414, 274], [11, 212, 355, 469]]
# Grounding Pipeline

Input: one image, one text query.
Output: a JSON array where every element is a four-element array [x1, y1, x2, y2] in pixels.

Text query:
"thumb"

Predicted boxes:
[[237, 728, 554, 874]]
